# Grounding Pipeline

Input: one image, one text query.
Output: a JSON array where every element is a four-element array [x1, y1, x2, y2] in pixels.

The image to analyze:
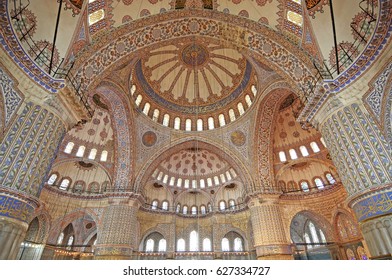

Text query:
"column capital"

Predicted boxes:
[[349, 185, 392, 223], [247, 193, 281, 207], [0, 187, 40, 224], [106, 192, 144, 208]]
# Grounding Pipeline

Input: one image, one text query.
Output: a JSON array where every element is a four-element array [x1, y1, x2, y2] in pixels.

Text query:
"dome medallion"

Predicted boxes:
[[181, 44, 209, 67]]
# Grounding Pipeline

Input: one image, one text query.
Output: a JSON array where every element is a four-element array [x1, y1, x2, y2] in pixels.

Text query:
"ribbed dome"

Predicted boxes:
[[140, 39, 246, 108], [152, 148, 238, 189]]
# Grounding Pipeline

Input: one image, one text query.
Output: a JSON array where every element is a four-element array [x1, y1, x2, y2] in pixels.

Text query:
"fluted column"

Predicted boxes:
[[248, 194, 293, 260], [94, 196, 141, 260], [318, 102, 392, 258], [0, 101, 67, 259]]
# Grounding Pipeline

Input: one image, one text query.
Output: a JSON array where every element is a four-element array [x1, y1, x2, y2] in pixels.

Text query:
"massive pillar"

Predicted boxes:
[[94, 196, 141, 260], [0, 102, 67, 259], [248, 194, 293, 260], [319, 102, 392, 258]]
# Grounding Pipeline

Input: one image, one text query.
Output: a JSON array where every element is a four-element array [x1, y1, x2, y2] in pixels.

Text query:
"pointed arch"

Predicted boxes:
[[94, 82, 135, 190]]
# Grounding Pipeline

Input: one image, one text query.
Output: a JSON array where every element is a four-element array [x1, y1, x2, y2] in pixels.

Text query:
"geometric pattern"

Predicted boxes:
[[365, 61, 392, 122], [0, 66, 23, 126]]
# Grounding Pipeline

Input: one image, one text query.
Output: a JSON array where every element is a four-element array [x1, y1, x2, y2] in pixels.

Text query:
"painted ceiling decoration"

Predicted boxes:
[[135, 39, 254, 114]]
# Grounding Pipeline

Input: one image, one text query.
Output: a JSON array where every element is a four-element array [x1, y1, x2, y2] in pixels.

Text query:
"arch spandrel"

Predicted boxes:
[[73, 10, 316, 100]]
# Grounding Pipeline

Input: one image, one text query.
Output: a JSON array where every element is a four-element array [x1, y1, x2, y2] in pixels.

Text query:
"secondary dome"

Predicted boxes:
[[151, 148, 238, 189]]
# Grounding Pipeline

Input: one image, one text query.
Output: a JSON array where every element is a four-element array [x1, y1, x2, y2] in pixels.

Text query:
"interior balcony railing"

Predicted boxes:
[[312, 0, 377, 80], [9, 0, 93, 117]]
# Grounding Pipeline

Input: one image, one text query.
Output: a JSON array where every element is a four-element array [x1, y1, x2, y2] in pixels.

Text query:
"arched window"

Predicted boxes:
[[64, 142, 74, 154], [199, 179, 205, 189], [230, 169, 237, 177], [278, 151, 287, 162], [326, 173, 336, 184], [234, 237, 243, 252], [200, 205, 206, 215], [143, 103, 150, 115], [157, 171, 163, 181], [162, 201, 169, 211], [185, 119, 192, 131], [151, 200, 158, 210], [310, 141, 320, 153], [219, 201, 226, 211], [76, 146, 85, 157], [162, 174, 168, 184], [176, 203, 181, 213], [47, 174, 57, 185], [174, 117, 181, 130], [245, 95, 252, 107], [225, 171, 232, 181], [192, 180, 197, 189], [177, 238, 185, 252], [66, 236, 74, 250], [135, 95, 142, 106], [182, 205, 188, 215], [152, 109, 160, 122], [229, 199, 235, 210], [158, 239, 166, 252], [57, 232, 64, 245], [207, 178, 213, 187], [320, 137, 327, 147], [130, 84, 136, 95], [214, 176, 220, 185], [100, 150, 108, 162], [177, 178, 182, 187], [59, 179, 70, 191], [229, 109, 236, 122], [169, 177, 175, 186], [289, 149, 298, 160], [319, 229, 327, 244], [237, 102, 245, 115], [189, 230, 199, 251], [299, 146, 309, 157], [184, 179, 189, 188], [162, 114, 170, 126], [304, 233, 312, 248], [203, 238, 211, 251], [208, 117, 215, 130], [309, 222, 320, 245], [191, 206, 197, 215], [218, 114, 226, 127], [197, 119, 203, 131], [88, 148, 97, 160], [145, 239, 154, 252], [221, 238, 230, 252], [300, 181, 309, 192], [220, 174, 226, 183], [251, 85, 257, 96], [207, 203, 212, 213], [314, 178, 324, 189]]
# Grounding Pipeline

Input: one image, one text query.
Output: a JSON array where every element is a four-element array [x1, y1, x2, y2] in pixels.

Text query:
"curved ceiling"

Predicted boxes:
[[151, 148, 239, 189], [131, 38, 259, 130], [140, 40, 246, 107]]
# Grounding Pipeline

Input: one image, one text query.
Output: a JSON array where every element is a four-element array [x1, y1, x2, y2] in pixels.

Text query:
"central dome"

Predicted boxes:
[[130, 38, 259, 131], [138, 39, 248, 108]]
